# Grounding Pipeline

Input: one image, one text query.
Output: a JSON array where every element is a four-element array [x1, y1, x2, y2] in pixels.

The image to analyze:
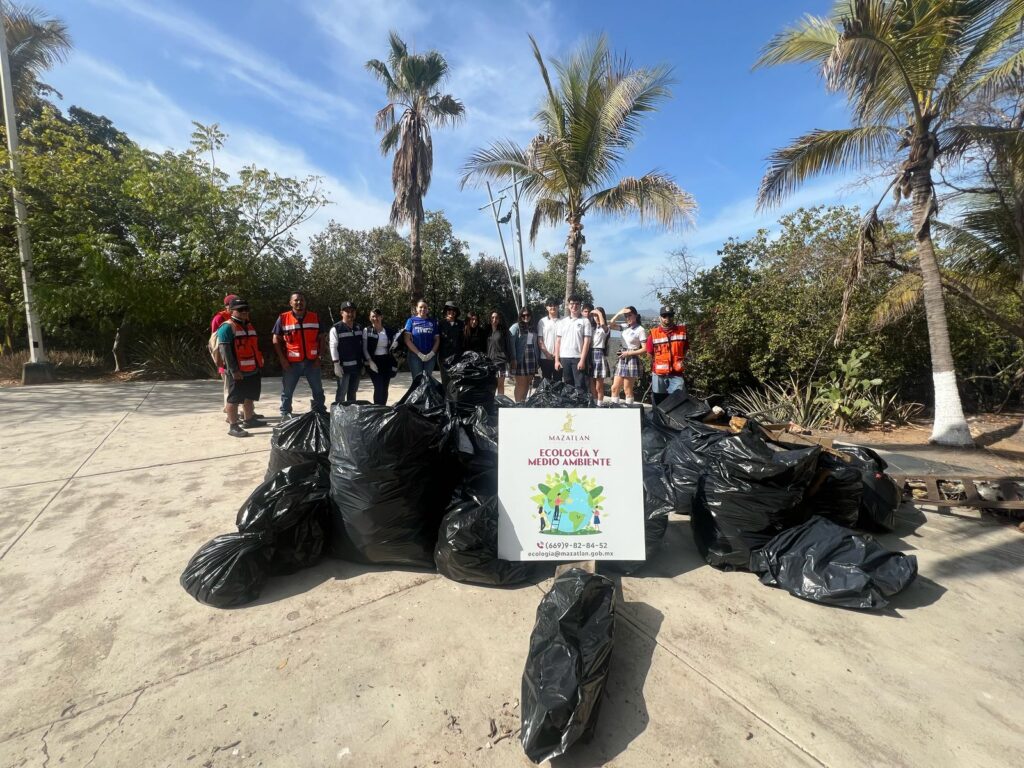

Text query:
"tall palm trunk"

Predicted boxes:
[[910, 145, 973, 446], [410, 217, 424, 301], [563, 217, 584, 304]]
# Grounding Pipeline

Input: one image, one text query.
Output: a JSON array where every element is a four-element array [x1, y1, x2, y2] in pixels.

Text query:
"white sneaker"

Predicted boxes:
[[596, 400, 604, 407], [609, 397, 619, 404], [625, 398, 634, 405]]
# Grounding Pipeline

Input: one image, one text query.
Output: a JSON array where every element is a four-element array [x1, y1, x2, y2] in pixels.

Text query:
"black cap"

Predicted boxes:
[[443, 301, 460, 314], [545, 297, 560, 306], [340, 301, 355, 311], [228, 297, 250, 311], [659, 306, 674, 316]]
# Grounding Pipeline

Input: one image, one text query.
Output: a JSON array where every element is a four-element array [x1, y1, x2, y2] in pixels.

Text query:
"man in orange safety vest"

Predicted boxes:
[[272, 291, 326, 419], [645, 305, 689, 407]]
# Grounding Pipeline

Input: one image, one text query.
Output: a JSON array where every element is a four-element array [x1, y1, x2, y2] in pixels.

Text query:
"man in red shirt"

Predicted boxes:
[[211, 294, 238, 417]]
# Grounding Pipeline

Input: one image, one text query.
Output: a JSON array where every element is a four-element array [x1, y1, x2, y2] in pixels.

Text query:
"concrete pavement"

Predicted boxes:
[[1, 376, 1022, 767]]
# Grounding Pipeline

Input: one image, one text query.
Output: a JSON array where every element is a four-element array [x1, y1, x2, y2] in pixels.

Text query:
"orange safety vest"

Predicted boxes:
[[229, 319, 264, 373], [278, 310, 321, 361], [650, 323, 688, 376]]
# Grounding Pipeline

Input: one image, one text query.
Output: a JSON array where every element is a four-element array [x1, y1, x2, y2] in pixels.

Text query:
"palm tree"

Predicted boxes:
[[366, 32, 464, 300], [462, 35, 695, 304], [2, 4, 72, 116], [755, 0, 1024, 446]]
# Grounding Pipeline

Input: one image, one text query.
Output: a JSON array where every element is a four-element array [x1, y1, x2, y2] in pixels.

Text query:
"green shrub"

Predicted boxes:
[[132, 335, 217, 380]]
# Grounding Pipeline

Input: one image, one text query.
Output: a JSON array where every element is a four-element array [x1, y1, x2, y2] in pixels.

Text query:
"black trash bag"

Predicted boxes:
[[444, 351, 498, 407], [833, 445, 901, 531], [800, 452, 862, 528], [656, 390, 711, 427], [523, 378, 593, 408], [329, 402, 446, 567], [521, 569, 616, 764], [237, 462, 332, 575], [397, 373, 448, 415], [640, 408, 680, 464], [434, 490, 533, 586], [180, 531, 268, 608], [444, 403, 499, 495], [265, 410, 331, 480], [691, 473, 810, 570], [749, 516, 918, 609]]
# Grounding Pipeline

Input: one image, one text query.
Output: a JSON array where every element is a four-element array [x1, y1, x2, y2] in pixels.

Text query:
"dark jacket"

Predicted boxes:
[[464, 324, 488, 354], [438, 318, 465, 363], [487, 328, 515, 367], [363, 325, 399, 376]]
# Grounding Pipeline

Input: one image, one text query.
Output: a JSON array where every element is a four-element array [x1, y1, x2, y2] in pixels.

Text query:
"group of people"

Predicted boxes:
[[209, 291, 690, 437]]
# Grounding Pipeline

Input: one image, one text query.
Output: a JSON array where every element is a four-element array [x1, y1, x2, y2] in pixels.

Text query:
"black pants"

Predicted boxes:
[[560, 358, 588, 394], [539, 357, 556, 380], [368, 354, 394, 405]]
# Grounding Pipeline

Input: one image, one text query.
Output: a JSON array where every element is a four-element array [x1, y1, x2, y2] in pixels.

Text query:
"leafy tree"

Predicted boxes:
[[462, 34, 695, 304], [419, 210, 471, 315], [366, 31, 464, 300], [525, 250, 593, 307], [755, 0, 1024, 444], [462, 255, 520, 321]]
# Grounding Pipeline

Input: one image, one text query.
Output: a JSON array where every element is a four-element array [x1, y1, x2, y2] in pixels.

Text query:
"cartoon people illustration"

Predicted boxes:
[[592, 505, 602, 532], [551, 490, 564, 526], [537, 505, 548, 531]]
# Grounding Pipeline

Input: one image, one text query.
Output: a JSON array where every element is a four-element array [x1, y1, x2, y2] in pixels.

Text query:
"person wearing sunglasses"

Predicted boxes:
[[645, 305, 689, 406], [509, 307, 540, 402]]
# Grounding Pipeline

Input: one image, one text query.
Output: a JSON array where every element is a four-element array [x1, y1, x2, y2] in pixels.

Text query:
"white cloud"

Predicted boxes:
[[88, 0, 356, 122], [301, 0, 431, 66]]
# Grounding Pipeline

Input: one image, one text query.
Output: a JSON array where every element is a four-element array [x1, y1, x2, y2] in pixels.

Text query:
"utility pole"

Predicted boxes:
[[510, 170, 527, 310], [0, 9, 51, 384], [479, 183, 521, 316]]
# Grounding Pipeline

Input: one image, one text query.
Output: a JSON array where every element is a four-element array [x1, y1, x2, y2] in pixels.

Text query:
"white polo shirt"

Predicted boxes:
[[557, 316, 593, 358], [619, 322, 647, 351], [538, 316, 560, 359]]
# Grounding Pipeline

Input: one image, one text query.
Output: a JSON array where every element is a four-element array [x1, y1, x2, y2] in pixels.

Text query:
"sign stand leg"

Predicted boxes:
[[555, 560, 596, 577]]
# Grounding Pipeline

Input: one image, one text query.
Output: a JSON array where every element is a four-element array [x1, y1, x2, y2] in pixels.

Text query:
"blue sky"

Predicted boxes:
[[42, 0, 882, 310]]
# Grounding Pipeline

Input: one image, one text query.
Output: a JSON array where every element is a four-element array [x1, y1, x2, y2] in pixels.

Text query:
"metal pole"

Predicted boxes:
[[482, 182, 520, 315], [511, 170, 527, 310], [0, 10, 51, 382]]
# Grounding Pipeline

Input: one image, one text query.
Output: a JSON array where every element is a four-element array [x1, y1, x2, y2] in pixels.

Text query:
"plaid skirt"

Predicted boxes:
[[615, 354, 641, 379], [493, 361, 511, 378], [519, 344, 538, 375], [591, 348, 611, 379]]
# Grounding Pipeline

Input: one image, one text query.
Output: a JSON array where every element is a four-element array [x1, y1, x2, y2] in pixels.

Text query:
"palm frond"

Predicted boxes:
[[460, 140, 545, 196], [754, 14, 839, 68], [757, 126, 897, 210], [941, 0, 1024, 115], [939, 124, 1024, 162], [426, 93, 465, 126], [586, 172, 696, 229], [871, 272, 923, 329], [365, 59, 397, 94], [970, 46, 1024, 104], [529, 198, 567, 243], [3, 6, 72, 109]]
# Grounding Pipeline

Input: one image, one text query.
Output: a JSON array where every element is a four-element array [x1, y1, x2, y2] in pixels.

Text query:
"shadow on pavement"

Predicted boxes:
[[553, 590, 663, 768]]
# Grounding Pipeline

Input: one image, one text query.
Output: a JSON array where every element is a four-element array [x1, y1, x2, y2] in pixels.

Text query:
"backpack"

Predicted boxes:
[[209, 331, 224, 367]]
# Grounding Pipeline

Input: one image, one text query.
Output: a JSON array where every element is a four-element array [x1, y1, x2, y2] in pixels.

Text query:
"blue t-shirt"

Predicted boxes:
[[404, 316, 438, 354]]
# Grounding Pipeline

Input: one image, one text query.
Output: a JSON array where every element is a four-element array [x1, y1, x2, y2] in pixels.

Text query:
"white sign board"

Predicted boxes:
[[497, 408, 645, 561]]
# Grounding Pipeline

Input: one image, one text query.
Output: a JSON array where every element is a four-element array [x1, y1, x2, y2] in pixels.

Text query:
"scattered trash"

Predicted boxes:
[[266, 410, 331, 480], [434, 489, 533, 586], [520, 569, 615, 764], [750, 516, 918, 609]]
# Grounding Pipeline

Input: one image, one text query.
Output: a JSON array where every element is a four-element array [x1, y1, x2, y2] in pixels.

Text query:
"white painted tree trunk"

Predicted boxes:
[[930, 370, 973, 445]]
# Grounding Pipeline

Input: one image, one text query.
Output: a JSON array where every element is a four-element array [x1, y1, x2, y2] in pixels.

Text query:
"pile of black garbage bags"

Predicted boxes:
[[180, 353, 919, 762]]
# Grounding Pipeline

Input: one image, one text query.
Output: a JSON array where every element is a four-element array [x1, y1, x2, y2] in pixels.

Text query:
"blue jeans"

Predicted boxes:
[[407, 353, 436, 379], [651, 374, 686, 396], [280, 360, 326, 415], [335, 364, 361, 404]]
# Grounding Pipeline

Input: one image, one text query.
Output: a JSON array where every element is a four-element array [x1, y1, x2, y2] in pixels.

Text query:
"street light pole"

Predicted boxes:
[[0, 8, 51, 383], [510, 170, 527, 310]]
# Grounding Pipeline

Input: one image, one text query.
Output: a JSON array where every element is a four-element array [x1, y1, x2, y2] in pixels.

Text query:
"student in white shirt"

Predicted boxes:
[[554, 294, 593, 394], [608, 305, 647, 405], [536, 297, 561, 380]]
